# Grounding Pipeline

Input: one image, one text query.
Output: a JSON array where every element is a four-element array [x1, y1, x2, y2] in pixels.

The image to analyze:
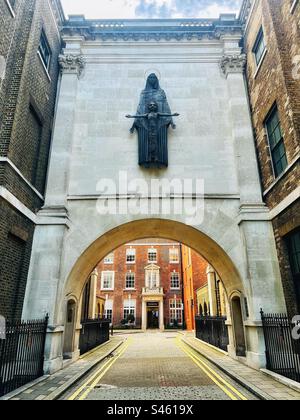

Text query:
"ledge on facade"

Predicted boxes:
[[142, 287, 164, 296], [61, 15, 243, 42]]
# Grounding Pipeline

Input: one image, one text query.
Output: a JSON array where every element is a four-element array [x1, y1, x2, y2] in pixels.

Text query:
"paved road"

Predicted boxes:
[[62, 332, 257, 401]]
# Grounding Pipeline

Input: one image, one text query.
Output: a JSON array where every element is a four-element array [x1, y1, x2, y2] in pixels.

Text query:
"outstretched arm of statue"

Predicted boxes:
[[126, 114, 148, 119], [158, 112, 180, 118], [126, 114, 147, 133]]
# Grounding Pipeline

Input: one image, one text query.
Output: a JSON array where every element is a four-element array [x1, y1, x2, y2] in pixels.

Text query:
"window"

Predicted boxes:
[[38, 30, 51, 71], [169, 248, 179, 263], [170, 272, 180, 289], [123, 299, 136, 322], [104, 299, 113, 323], [148, 248, 157, 263], [287, 230, 300, 307], [126, 248, 136, 264], [253, 27, 266, 66], [169, 299, 183, 325], [265, 106, 288, 178], [104, 253, 114, 264], [145, 266, 160, 289], [101, 271, 114, 290], [125, 272, 135, 289]]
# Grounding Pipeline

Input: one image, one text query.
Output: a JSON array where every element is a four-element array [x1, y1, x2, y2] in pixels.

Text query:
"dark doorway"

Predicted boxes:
[[232, 296, 246, 357], [147, 307, 159, 329]]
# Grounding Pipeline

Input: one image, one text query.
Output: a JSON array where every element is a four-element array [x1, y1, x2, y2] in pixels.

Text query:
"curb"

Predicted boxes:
[[0, 375, 50, 401], [181, 337, 274, 401], [260, 369, 300, 393], [44, 339, 125, 400]]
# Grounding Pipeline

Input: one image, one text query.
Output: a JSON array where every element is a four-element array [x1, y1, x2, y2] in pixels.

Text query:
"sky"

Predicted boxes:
[[61, 0, 243, 20]]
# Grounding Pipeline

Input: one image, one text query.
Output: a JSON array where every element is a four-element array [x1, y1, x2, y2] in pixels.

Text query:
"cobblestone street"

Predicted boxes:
[[62, 333, 257, 401]]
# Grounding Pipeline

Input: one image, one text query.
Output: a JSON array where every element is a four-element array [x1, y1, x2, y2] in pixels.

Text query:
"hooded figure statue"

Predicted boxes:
[[126, 74, 179, 169]]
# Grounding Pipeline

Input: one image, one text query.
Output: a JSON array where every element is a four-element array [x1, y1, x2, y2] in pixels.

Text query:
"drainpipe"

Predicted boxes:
[[180, 244, 186, 331]]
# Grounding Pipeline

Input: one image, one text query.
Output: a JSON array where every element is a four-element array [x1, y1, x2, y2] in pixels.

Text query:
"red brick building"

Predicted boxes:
[[242, 0, 300, 315], [96, 239, 206, 330], [182, 246, 209, 330]]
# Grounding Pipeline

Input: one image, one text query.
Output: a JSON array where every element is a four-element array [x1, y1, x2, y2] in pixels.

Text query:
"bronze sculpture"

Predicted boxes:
[[126, 74, 179, 169]]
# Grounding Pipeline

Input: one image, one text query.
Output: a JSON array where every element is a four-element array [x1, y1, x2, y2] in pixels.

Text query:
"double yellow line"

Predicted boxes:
[[68, 339, 132, 401], [176, 338, 248, 401]]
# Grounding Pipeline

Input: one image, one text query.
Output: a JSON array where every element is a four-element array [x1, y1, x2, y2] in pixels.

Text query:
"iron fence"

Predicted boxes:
[[79, 318, 110, 355], [0, 316, 48, 397], [261, 311, 300, 383], [195, 316, 229, 352]]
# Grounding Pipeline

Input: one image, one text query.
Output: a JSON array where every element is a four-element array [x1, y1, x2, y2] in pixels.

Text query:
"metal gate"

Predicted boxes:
[[0, 316, 48, 397], [79, 319, 110, 355], [261, 310, 300, 383], [195, 316, 229, 352]]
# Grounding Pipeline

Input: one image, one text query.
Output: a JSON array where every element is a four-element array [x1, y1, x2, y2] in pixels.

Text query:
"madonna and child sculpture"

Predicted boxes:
[[126, 73, 179, 169]]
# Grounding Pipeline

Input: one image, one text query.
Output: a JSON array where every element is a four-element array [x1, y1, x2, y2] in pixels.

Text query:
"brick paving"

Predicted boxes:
[[62, 332, 257, 400], [5, 337, 123, 401], [183, 334, 300, 401]]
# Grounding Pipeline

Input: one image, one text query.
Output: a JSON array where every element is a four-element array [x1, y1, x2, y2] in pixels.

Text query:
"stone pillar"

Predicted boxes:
[[142, 300, 147, 331], [207, 265, 218, 316], [221, 49, 287, 369], [159, 299, 164, 331], [88, 269, 98, 319], [22, 49, 85, 374]]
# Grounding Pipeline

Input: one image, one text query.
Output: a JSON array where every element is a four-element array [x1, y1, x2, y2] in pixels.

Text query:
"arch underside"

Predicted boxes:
[[64, 218, 244, 303]]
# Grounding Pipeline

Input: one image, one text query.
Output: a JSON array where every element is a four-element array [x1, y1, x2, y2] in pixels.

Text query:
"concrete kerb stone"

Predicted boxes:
[[44, 339, 125, 400], [181, 337, 273, 401]]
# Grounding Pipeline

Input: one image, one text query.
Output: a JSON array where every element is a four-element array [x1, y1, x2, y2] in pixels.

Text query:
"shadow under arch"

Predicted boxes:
[[63, 219, 244, 304]]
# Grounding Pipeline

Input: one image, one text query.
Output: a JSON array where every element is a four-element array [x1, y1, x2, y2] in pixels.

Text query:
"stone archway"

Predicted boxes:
[[60, 219, 243, 361], [63, 219, 243, 304]]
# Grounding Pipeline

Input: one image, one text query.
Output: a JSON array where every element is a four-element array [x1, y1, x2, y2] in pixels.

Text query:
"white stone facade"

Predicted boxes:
[[22, 17, 286, 373]]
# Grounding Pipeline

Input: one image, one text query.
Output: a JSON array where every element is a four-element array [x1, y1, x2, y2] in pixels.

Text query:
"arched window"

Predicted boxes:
[[145, 265, 160, 289]]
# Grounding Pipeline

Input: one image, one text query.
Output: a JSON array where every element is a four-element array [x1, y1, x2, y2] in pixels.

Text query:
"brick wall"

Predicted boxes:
[[244, 0, 300, 313], [0, 0, 63, 319], [0, 198, 34, 319]]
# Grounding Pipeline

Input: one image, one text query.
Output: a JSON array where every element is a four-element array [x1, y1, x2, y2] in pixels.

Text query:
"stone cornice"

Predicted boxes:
[[58, 54, 85, 76], [220, 54, 246, 77], [62, 16, 243, 42]]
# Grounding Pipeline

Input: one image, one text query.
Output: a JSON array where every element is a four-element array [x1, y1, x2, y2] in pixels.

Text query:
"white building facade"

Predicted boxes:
[[22, 16, 286, 373]]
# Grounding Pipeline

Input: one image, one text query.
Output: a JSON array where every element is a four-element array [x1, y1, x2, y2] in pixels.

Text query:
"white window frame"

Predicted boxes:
[[101, 271, 115, 290], [145, 266, 160, 289], [104, 299, 113, 324], [125, 272, 135, 290], [104, 252, 114, 264], [148, 248, 157, 263], [169, 248, 179, 264], [170, 272, 180, 290], [169, 299, 183, 325], [123, 299, 136, 323], [126, 248, 136, 264]]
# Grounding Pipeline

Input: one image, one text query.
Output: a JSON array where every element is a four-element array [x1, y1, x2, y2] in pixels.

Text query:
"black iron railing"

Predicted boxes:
[[0, 316, 48, 397], [261, 311, 300, 383], [195, 316, 229, 352], [79, 318, 110, 355]]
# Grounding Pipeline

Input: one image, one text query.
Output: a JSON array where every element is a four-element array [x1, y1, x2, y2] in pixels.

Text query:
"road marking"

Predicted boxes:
[[176, 338, 248, 401], [68, 339, 132, 401]]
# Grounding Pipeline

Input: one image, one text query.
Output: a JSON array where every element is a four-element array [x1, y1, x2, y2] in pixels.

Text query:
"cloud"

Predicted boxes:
[[60, 0, 242, 20], [135, 0, 242, 18]]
